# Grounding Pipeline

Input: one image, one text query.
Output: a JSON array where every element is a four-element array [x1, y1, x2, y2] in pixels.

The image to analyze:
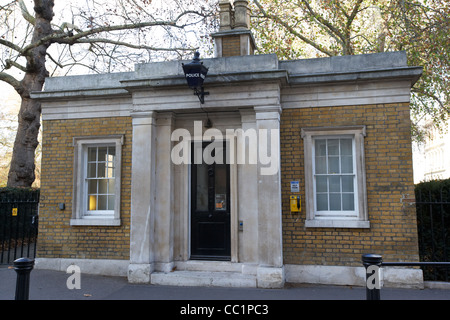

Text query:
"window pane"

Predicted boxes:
[[88, 195, 97, 211], [107, 164, 115, 178], [341, 155, 353, 173], [88, 180, 97, 194], [98, 195, 107, 210], [328, 156, 340, 174], [315, 139, 327, 156], [98, 179, 108, 194], [328, 139, 339, 155], [341, 139, 352, 155], [329, 176, 341, 192], [342, 193, 355, 211], [88, 163, 96, 178], [98, 147, 108, 162], [342, 176, 354, 192], [196, 164, 208, 211], [315, 156, 327, 174], [215, 164, 227, 211], [108, 179, 115, 194], [98, 163, 106, 178], [329, 194, 341, 211], [88, 148, 97, 162], [108, 195, 115, 210], [316, 176, 328, 193], [108, 147, 116, 157], [107, 147, 116, 178], [316, 194, 328, 211]]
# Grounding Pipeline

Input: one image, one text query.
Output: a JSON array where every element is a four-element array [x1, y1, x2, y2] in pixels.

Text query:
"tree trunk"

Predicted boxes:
[[7, 97, 42, 187], [7, 0, 54, 188]]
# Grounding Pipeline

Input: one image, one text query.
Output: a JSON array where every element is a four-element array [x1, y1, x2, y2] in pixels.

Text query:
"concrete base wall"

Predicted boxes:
[[285, 264, 424, 289], [35, 258, 129, 277], [35, 258, 424, 289]]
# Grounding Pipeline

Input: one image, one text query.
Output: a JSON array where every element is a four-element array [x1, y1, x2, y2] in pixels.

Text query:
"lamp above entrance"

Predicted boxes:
[[182, 51, 209, 104]]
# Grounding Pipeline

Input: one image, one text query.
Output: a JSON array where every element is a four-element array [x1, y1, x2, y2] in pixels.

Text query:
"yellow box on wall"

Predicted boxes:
[[290, 196, 301, 213]]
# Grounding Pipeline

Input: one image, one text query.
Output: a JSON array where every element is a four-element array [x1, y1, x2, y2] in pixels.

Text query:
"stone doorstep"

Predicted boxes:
[[150, 270, 257, 288]]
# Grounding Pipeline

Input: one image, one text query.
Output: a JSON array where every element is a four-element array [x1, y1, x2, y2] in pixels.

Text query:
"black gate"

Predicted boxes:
[[416, 185, 450, 281], [0, 189, 39, 265]]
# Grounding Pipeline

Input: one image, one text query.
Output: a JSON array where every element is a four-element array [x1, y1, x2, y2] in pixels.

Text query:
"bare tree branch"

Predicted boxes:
[[0, 1, 16, 12], [18, 0, 36, 25], [75, 37, 197, 52], [253, 0, 335, 56], [0, 72, 22, 94], [0, 38, 25, 54], [5, 59, 27, 72], [46, 52, 63, 69], [21, 9, 207, 55], [1, 0, 216, 187]]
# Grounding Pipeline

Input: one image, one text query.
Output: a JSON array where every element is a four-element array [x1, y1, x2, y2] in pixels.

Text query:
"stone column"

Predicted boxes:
[[254, 105, 284, 288], [128, 111, 156, 283], [154, 112, 175, 273], [237, 109, 258, 264]]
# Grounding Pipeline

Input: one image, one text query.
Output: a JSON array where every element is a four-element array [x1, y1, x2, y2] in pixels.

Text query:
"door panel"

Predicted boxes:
[[191, 141, 230, 260]]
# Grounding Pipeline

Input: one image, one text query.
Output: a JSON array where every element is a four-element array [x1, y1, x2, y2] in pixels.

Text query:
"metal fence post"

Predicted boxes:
[[362, 254, 382, 300], [13, 257, 34, 300]]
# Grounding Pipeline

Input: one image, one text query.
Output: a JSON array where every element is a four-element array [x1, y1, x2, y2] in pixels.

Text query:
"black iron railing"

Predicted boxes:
[[362, 254, 450, 300], [415, 184, 450, 281], [0, 190, 39, 264]]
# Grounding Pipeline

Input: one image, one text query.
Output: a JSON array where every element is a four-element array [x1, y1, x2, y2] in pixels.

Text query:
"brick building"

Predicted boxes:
[[32, 0, 423, 288]]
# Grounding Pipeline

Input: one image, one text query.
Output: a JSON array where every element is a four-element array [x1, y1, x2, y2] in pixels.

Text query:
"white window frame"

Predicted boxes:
[[71, 135, 123, 226], [301, 126, 369, 228]]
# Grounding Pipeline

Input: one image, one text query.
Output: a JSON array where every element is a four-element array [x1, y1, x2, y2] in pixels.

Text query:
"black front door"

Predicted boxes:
[[191, 141, 230, 260]]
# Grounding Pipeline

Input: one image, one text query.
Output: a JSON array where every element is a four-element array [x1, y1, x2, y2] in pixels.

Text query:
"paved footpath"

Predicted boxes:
[[2, 266, 450, 319], [2, 266, 450, 301]]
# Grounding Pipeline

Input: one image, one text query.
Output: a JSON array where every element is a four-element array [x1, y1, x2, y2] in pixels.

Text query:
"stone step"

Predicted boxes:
[[151, 270, 257, 288]]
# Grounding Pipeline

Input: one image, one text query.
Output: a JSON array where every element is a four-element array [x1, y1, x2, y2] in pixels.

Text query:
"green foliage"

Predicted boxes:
[[0, 187, 40, 199], [415, 178, 450, 201], [251, 0, 450, 141]]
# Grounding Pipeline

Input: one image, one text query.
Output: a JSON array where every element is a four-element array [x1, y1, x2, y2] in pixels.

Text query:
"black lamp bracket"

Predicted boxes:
[[194, 87, 210, 104]]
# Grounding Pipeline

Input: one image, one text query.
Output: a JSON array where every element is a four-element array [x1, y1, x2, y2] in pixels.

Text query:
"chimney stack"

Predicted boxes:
[[218, 0, 233, 31], [212, 0, 256, 57], [233, 0, 251, 29]]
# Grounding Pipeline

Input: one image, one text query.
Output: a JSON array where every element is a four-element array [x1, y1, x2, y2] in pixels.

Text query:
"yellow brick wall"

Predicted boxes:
[[281, 103, 420, 266], [222, 36, 241, 57], [38, 103, 419, 266], [37, 117, 132, 260]]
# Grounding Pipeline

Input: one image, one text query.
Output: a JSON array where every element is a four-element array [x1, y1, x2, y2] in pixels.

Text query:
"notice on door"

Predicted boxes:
[[215, 194, 226, 210]]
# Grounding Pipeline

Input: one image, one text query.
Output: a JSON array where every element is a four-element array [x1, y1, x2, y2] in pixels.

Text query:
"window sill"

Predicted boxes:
[[70, 218, 121, 226], [305, 219, 370, 229]]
